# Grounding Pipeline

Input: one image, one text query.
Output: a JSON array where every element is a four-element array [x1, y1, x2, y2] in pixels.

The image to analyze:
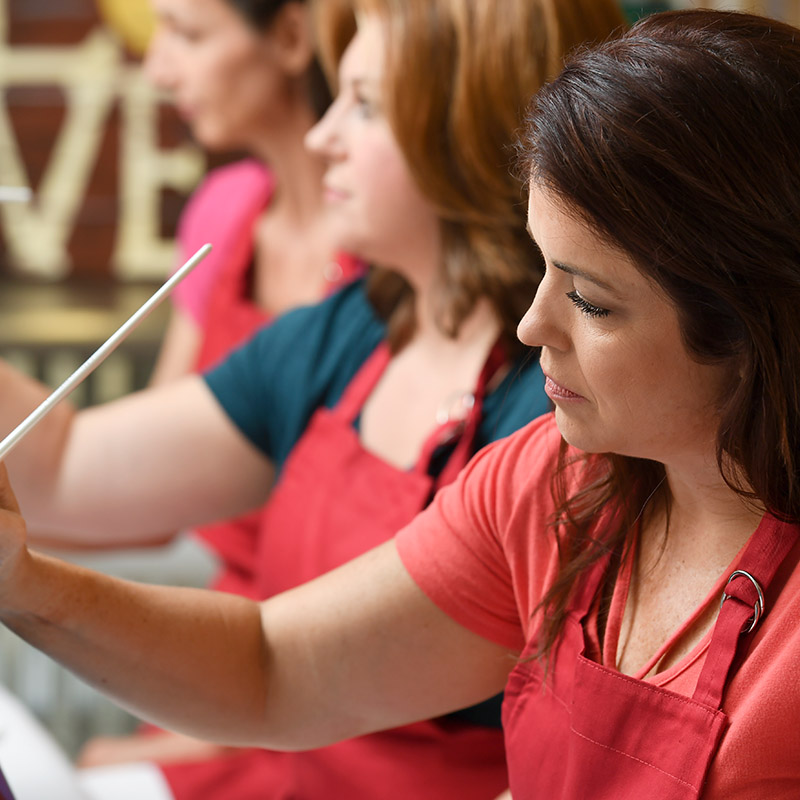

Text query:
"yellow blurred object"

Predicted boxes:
[[95, 0, 157, 56]]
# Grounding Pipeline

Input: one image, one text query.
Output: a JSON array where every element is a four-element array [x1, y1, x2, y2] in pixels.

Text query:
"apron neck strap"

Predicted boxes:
[[334, 343, 392, 422], [420, 340, 507, 489], [334, 338, 507, 488], [693, 514, 799, 709]]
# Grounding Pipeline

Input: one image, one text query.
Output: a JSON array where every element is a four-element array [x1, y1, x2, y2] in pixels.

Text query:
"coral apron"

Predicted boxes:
[[163, 342, 509, 800], [502, 513, 799, 800]]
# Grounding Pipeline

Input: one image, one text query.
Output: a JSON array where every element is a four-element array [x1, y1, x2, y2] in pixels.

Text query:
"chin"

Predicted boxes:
[[553, 410, 608, 455], [192, 125, 236, 154]]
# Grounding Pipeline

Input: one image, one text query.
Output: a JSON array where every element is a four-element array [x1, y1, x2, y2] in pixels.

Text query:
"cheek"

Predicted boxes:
[[353, 146, 417, 224], [202, 42, 261, 100], [581, 336, 661, 415], [192, 53, 233, 105]]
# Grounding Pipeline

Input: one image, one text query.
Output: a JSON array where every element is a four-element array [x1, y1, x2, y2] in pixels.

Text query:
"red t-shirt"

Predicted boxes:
[[396, 413, 800, 798]]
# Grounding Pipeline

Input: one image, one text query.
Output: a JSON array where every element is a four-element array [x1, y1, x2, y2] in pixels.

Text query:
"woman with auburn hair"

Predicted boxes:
[[0, 1, 625, 799], [3, 6, 800, 800]]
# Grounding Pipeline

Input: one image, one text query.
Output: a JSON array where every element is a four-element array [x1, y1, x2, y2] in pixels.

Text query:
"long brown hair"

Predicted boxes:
[[230, 0, 332, 118], [519, 9, 800, 660], [315, 0, 626, 352]]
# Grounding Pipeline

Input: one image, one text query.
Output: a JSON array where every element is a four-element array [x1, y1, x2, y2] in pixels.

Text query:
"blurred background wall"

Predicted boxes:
[[0, 0, 209, 408], [0, 0, 203, 282]]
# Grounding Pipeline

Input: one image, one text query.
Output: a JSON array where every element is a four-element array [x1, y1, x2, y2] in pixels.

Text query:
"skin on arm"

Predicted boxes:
[[0, 359, 273, 545], [0, 468, 515, 750], [77, 730, 233, 768]]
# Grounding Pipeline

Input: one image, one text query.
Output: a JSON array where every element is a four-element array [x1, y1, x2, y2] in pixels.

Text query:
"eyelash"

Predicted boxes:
[[354, 93, 375, 118], [566, 290, 610, 318]]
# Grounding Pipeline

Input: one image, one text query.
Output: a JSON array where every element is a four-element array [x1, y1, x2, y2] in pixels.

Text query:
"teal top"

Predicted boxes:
[[204, 279, 550, 477]]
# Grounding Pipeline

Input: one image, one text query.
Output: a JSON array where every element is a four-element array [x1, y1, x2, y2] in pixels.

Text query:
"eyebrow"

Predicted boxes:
[[526, 220, 618, 294], [551, 260, 617, 293]]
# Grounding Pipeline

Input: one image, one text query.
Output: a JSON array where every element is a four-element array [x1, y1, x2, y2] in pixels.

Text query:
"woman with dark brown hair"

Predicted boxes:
[[0, 1, 626, 799]]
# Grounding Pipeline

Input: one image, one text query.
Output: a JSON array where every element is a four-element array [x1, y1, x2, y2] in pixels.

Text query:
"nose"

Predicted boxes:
[[143, 28, 176, 91], [304, 95, 345, 160], [517, 269, 570, 352]]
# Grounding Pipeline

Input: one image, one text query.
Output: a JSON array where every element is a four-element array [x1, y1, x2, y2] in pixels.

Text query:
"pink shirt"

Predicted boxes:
[[396, 413, 800, 798], [172, 159, 275, 326]]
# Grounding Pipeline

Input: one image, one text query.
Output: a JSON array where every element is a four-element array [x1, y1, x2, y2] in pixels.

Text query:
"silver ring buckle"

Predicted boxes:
[[720, 569, 765, 635]]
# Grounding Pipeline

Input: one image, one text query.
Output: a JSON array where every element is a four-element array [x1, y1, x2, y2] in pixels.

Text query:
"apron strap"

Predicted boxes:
[[423, 340, 508, 489], [334, 338, 507, 488], [693, 515, 799, 708], [333, 343, 392, 423]]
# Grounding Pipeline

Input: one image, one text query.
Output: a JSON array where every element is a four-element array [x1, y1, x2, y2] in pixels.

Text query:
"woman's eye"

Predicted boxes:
[[354, 94, 376, 118], [170, 27, 200, 43], [566, 290, 610, 318]]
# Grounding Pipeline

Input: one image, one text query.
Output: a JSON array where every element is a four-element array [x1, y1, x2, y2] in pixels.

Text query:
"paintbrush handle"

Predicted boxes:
[[0, 243, 212, 462]]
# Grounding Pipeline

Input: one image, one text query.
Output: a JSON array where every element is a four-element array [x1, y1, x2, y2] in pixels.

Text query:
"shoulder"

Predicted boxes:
[[191, 159, 273, 204], [178, 159, 274, 246], [395, 415, 563, 651], [247, 278, 380, 359], [462, 414, 562, 521]]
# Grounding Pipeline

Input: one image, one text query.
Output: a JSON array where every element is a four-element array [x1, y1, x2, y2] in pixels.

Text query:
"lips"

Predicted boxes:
[[543, 373, 584, 401]]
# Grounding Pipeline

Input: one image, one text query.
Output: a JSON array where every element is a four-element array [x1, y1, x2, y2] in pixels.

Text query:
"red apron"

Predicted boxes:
[[502, 513, 799, 800], [191, 239, 363, 598], [163, 342, 509, 800]]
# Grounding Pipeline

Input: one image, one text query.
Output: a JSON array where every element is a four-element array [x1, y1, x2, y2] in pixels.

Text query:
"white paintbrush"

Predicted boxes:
[[0, 243, 212, 462]]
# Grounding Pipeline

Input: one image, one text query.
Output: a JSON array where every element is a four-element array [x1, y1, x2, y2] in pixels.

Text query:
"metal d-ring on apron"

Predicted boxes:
[[719, 569, 764, 633]]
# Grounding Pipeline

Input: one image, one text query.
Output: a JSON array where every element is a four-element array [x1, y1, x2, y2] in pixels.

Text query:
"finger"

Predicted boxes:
[[0, 462, 21, 515]]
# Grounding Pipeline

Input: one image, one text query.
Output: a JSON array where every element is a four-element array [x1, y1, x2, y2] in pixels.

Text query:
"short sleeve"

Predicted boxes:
[[203, 280, 384, 471], [171, 160, 274, 324], [396, 414, 563, 652]]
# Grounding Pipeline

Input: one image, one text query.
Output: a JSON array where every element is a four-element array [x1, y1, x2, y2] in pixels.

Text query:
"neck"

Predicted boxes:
[[393, 244, 502, 357], [248, 104, 326, 226], [648, 456, 764, 570], [412, 286, 501, 361]]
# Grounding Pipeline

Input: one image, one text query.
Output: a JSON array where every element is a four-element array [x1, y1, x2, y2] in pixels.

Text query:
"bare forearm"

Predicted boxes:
[[0, 359, 74, 501], [0, 468, 513, 755], [0, 361, 272, 545], [0, 550, 272, 746]]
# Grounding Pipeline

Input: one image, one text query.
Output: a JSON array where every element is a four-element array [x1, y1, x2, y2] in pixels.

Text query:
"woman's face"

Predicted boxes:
[[304, 16, 441, 277], [146, 0, 295, 151], [518, 187, 731, 468]]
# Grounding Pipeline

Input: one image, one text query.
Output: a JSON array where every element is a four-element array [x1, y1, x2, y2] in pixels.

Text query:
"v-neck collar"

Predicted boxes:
[[601, 524, 752, 682]]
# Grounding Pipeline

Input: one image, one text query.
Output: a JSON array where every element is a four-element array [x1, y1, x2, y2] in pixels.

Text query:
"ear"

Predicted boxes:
[[266, 1, 316, 77]]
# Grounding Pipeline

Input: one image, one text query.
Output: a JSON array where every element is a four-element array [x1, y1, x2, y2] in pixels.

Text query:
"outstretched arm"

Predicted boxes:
[[0, 465, 514, 749], [0, 360, 273, 545]]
